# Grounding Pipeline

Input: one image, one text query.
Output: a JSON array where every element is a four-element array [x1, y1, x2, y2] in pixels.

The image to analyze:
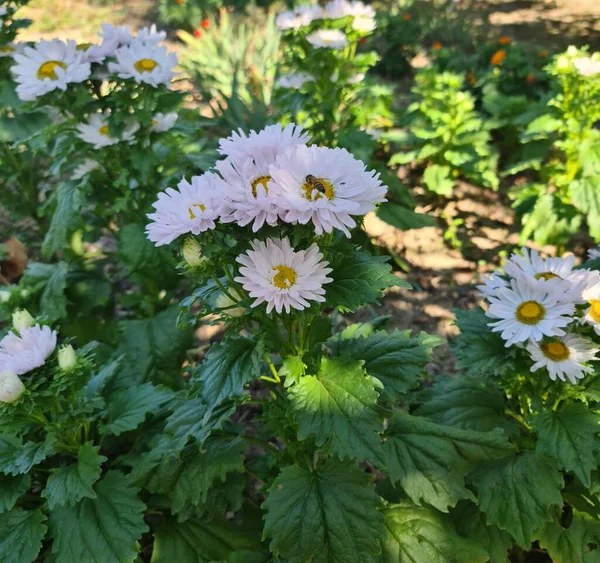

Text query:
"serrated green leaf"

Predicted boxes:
[[101, 383, 173, 436], [538, 510, 600, 563], [423, 164, 454, 196], [263, 459, 385, 563], [571, 176, 600, 241], [289, 356, 385, 464], [0, 474, 30, 513], [380, 501, 489, 563], [328, 330, 444, 399], [194, 335, 264, 404], [534, 404, 600, 487], [42, 443, 107, 509], [0, 508, 47, 563], [0, 433, 56, 476], [383, 411, 514, 512], [118, 223, 177, 278], [85, 356, 124, 400], [377, 203, 436, 230], [22, 262, 68, 321], [280, 355, 306, 388], [42, 182, 81, 259], [48, 471, 148, 563], [471, 452, 564, 547]]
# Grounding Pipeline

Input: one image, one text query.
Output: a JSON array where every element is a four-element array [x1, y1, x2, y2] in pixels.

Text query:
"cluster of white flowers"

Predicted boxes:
[[479, 248, 600, 384], [10, 23, 178, 101]]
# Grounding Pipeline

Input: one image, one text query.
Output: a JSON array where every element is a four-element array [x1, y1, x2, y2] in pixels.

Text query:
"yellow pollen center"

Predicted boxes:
[[150, 119, 158, 126], [0, 46, 15, 53], [541, 341, 570, 362], [272, 265, 297, 290], [134, 58, 159, 73], [251, 175, 271, 198], [302, 175, 335, 202], [37, 60, 67, 80], [98, 125, 110, 136], [588, 299, 600, 323], [76, 43, 93, 51], [535, 272, 560, 281], [516, 301, 545, 324], [188, 203, 206, 219]]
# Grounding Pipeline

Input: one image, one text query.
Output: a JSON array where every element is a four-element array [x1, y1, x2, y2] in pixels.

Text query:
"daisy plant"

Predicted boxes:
[[450, 247, 600, 560]]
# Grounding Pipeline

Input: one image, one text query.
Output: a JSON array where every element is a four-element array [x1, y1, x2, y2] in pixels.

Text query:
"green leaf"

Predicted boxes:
[[194, 335, 264, 404], [0, 433, 56, 476], [289, 356, 385, 465], [538, 511, 600, 563], [471, 452, 564, 547], [534, 404, 600, 487], [380, 501, 489, 563], [377, 203, 436, 230], [579, 140, 600, 176], [0, 474, 30, 513], [48, 471, 148, 563], [118, 223, 177, 279], [151, 515, 261, 563], [101, 383, 173, 436], [521, 114, 561, 141], [23, 262, 69, 321], [571, 176, 600, 241], [263, 459, 385, 563], [383, 411, 514, 512], [280, 355, 306, 388], [0, 508, 47, 563], [42, 182, 81, 259], [85, 356, 124, 400], [423, 164, 454, 196], [42, 443, 107, 509], [326, 244, 410, 312], [415, 374, 509, 432], [328, 330, 444, 399]]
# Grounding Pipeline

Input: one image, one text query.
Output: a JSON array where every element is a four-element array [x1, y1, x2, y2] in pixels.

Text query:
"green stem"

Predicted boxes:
[[264, 353, 280, 383]]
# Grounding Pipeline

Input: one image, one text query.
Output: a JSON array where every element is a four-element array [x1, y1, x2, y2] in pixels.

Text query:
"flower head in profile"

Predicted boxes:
[[235, 238, 333, 314], [108, 39, 177, 87], [588, 246, 600, 260], [146, 173, 223, 246], [137, 24, 167, 45], [527, 334, 598, 384], [0, 324, 57, 376], [306, 30, 349, 49], [150, 112, 178, 132], [276, 4, 322, 31], [12, 39, 91, 101], [270, 145, 387, 236], [0, 42, 25, 58], [323, 0, 376, 32], [71, 159, 100, 180], [0, 371, 25, 403], [76, 113, 139, 149], [98, 23, 133, 53], [477, 272, 508, 299], [276, 72, 314, 89]]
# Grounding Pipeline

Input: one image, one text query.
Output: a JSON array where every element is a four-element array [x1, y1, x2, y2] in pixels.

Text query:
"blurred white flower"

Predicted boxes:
[[276, 4, 322, 31], [137, 24, 167, 45], [477, 272, 509, 299], [71, 159, 100, 180], [75, 40, 114, 64], [276, 72, 314, 89], [0, 6, 7, 29], [306, 29, 348, 49], [98, 23, 133, 54], [150, 112, 178, 132], [75, 113, 118, 149], [0, 371, 25, 403], [0, 325, 57, 376], [323, 0, 376, 32], [12, 39, 91, 101], [588, 246, 600, 260], [573, 57, 600, 77], [108, 39, 177, 87], [0, 42, 25, 58]]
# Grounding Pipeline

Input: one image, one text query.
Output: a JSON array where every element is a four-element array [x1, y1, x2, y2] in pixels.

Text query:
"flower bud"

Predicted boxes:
[[12, 309, 35, 333], [0, 371, 25, 403], [182, 238, 208, 267], [0, 289, 9, 303], [215, 289, 245, 317], [58, 345, 77, 371]]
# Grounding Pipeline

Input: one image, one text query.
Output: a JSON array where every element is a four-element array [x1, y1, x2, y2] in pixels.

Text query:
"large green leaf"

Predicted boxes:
[[42, 182, 81, 259], [538, 511, 600, 563], [380, 502, 488, 563], [289, 356, 385, 465], [471, 452, 564, 547], [571, 175, 600, 241], [328, 330, 444, 398], [423, 164, 454, 196], [263, 459, 385, 563], [22, 262, 69, 321], [383, 411, 514, 512], [42, 442, 106, 509], [0, 508, 47, 563], [534, 404, 600, 487], [48, 471, 148, 563], [377, 203, 436, 230], [0, 433, 56, 476], [0, 474, 30, 513], [193, 335, 264, 404]]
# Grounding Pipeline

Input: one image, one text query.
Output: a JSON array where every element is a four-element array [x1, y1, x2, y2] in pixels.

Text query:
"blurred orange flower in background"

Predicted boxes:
[[432, 42, 442, 50], [175, 0, 186, 4], [526, 72, 536, 84], [498, 36, 511, 46], [490, 49, 506, 66], [539, 49, 548, 57], [465, 72, 476, 85], [403, 13, 412, 21], [201, 19, 210, 29], [193, 29, 202, 38]]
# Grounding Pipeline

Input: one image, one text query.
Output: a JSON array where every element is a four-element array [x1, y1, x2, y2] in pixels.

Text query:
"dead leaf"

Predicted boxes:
[[0, 238, 28, 283]]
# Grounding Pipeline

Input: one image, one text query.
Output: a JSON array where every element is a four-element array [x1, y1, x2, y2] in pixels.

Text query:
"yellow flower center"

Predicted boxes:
[[76, 43, 93, 51], [588, 299, 600, 323], [272, 265, 297, 290], [516, 301, 545, 324], [541, 341, 570, 362], [188, 203, 206, 219], [302, 175, 335, 202], [37, 60, 67, 80], [251, 175, 271, 198], [534, 272, 561, 281], [0, 46, 15, 53], [98, 125, 110, 136], [134, 58, 159, 73], [150, 119, 158, 126]]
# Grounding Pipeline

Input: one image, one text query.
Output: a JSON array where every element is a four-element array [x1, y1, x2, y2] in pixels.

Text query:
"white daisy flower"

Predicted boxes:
[[71, 159, 100, 180], [276, 4, 322, 31], [323, 0, 376, 32], [108, 39, 177, 88], [573, 57, 600, 77], [137, 24, 167, 45], [98, 23, 133, 53], [588, 247, 600, 260], [0, 324, 57, 376], [12, 39, 91, 101], [234, 238, 333, 314], [216, 157, 283, 232], [527, 334, 599, 384], [75, 40, 114, 64], [478, 272, 509, 299], [218, 123, 310, 167], [150, 111, 178, 132], [276, 72, 314, 89], [75, 113, 119, 149], [270, 145, 387, 236], [306, 29, 349, 49], [0, 371, 25, 403], [0, 42, 25, 58], [581, 282, 600, 336], [146, 173, 223, 246], [486, 274, 575, 347]]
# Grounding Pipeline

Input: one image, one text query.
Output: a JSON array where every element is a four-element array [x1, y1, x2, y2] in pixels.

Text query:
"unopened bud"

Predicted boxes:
[[0, 371, 25, 403], [58, 345, 77, 371], [182, 238, 208, 267], [12, 309, 35, 333], [215, 289, 245, 317]]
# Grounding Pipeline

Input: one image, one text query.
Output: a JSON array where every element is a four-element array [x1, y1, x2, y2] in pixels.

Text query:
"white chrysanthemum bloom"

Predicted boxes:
[[12, 39, 91, 101], [216, 157, 283, 232], [146, 173, 223, 246], [323, 0, 376, 32], [573, 57, 600, 77], [234, 238, 333, 314], [0, 324, 57, 376], [588, 247, 600, 260], [580, 282, 600, 336], [0, 42, 25, 58], [276, 4, 322, 30], [527, 334, 598, 384], [71, 159, 100, 180], [478, 272, 509, 299], [108, 39, 177, 87], [99, 23, 133, 53], [150, 112, 177, 132], [270, 145, 387, 236], [0, 371, 25, 403], [74, 40, 114, 64], [137, 24, 167, 45], [215, 289, 245, 317], [276, 72, 314, 89], [75, 113, 119, 149], [306, 29, 349, 49], [486, 275, 575, 347]]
